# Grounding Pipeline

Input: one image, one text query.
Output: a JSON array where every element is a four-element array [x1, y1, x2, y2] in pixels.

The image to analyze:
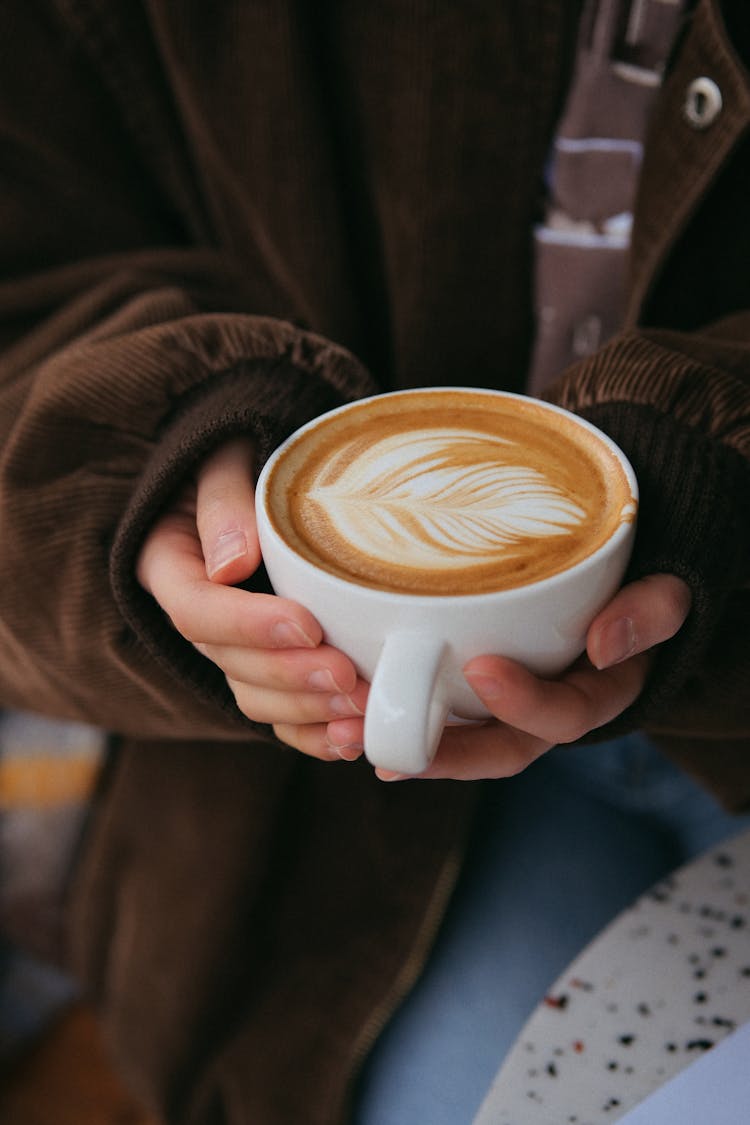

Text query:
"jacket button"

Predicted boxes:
[[684, 77, 723, 129]]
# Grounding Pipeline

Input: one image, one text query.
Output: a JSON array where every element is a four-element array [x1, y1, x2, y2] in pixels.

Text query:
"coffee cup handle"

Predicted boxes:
[[364, 633, 451, 775]]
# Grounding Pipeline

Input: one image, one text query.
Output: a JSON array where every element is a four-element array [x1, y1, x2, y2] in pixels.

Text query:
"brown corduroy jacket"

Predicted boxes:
[[1, 2, 750, 1122]]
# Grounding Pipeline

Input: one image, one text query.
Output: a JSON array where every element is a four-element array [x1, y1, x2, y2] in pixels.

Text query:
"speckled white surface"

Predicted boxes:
[[474, 828, 750, 1125]]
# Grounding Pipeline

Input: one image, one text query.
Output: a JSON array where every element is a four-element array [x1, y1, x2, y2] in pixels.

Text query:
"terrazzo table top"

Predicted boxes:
[[474, 827, 750, 1124]]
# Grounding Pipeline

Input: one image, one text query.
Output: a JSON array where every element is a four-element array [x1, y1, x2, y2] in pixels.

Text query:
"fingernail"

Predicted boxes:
[[307, 669, 342, 692], [329, 694, 364, 717], [594, 617, 636, 669], [376, 770, 409, 782], [271, 620, 317, 648], [326, 739, 364, 761], [464, 672, 502, 700], [207, 530, 247, 577]]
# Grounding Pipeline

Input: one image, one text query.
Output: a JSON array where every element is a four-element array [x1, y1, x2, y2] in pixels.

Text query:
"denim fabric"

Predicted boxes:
[[353, 735, 750, 1125]]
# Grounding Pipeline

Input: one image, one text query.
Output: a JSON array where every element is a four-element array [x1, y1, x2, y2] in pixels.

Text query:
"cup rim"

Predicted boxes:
[[256, 387, 638, 605]]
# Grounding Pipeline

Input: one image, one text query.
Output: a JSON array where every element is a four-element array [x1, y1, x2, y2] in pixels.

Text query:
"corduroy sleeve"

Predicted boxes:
[[0, 287, 376, 740], [545, 324, 750, 744], [0, 6, 377, 738]]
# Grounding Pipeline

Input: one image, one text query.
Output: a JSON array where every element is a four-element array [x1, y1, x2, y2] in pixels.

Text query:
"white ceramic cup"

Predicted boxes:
[[255, 389, 638, 775]]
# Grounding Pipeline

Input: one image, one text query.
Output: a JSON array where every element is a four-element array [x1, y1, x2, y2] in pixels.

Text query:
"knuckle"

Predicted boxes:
[[272, 723, 296, 748], [231, 685, 325, 728], [276, 650, 311, 688], [500, 753, 533, 779], [167, 606, 197, 641], [273, 722, 331, 761], [663, 583, 691, 629], [555, 704, 590, 745], [557, 725, 586, 746], [227, 681, 266, 723]]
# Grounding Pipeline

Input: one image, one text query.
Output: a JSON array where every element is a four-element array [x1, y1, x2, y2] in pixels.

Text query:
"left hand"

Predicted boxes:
[[313, 573, 691, 779]]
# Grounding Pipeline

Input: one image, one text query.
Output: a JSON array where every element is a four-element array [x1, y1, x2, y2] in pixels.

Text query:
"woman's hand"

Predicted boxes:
[[136, 439, 368, 761], [321, 573, 692, 779], [136, 440, 691, 776]]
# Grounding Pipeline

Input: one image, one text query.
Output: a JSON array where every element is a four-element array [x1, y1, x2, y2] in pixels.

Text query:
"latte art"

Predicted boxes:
[[265, 390, 636, 595], [307, 430, 587, 571]]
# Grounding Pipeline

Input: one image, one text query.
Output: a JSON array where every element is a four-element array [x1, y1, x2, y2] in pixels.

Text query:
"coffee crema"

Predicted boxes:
[[265, 390, 636, 595]]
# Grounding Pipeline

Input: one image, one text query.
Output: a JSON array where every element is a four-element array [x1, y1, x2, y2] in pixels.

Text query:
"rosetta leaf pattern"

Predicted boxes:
[[310, 432, 586, 569]]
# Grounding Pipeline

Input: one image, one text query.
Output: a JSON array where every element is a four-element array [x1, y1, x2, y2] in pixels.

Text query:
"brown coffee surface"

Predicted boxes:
[[266, 390, 636, 594]]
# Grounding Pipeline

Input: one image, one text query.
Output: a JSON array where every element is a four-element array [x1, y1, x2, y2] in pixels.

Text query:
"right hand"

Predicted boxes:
[[136, 438, 368, 761]]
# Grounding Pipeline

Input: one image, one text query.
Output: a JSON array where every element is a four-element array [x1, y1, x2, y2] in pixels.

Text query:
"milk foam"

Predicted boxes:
[[307, 429, 586, 570], [267, 389, 636, 595]]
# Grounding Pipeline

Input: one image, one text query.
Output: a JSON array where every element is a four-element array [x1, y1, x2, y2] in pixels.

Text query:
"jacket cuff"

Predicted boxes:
[[572, 400, 750, 733], [110, 354, 371, 722]]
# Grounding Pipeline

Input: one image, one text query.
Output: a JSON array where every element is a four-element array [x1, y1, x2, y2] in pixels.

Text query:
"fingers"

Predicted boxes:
[[143, 444, 693, 783], [587, 573, 691, 670], [463, 651, 649, 747], [325, 714, 366, 758], [148, 537, 365, 732], [195, 438, 261, 584], [384, 720, 549, 782], [378, 574, 691, 783], [376, 651, 647, 782], [135, 439, 371, 765], [274, 710, 367, 763], [140, 506, 323, 650], [136, 498, 204, 595], [273, 719, 366, 763], [229, 676, 368, 727], [196, 640, 357, 694]]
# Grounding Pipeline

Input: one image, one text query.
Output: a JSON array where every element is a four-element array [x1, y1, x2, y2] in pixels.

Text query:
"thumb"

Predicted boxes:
[[195, 438, 261, 584], [586, 573, 692, 670]]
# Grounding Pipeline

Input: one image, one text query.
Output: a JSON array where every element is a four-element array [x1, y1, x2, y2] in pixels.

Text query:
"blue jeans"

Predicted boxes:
[[352, 735, 750, 1125]]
